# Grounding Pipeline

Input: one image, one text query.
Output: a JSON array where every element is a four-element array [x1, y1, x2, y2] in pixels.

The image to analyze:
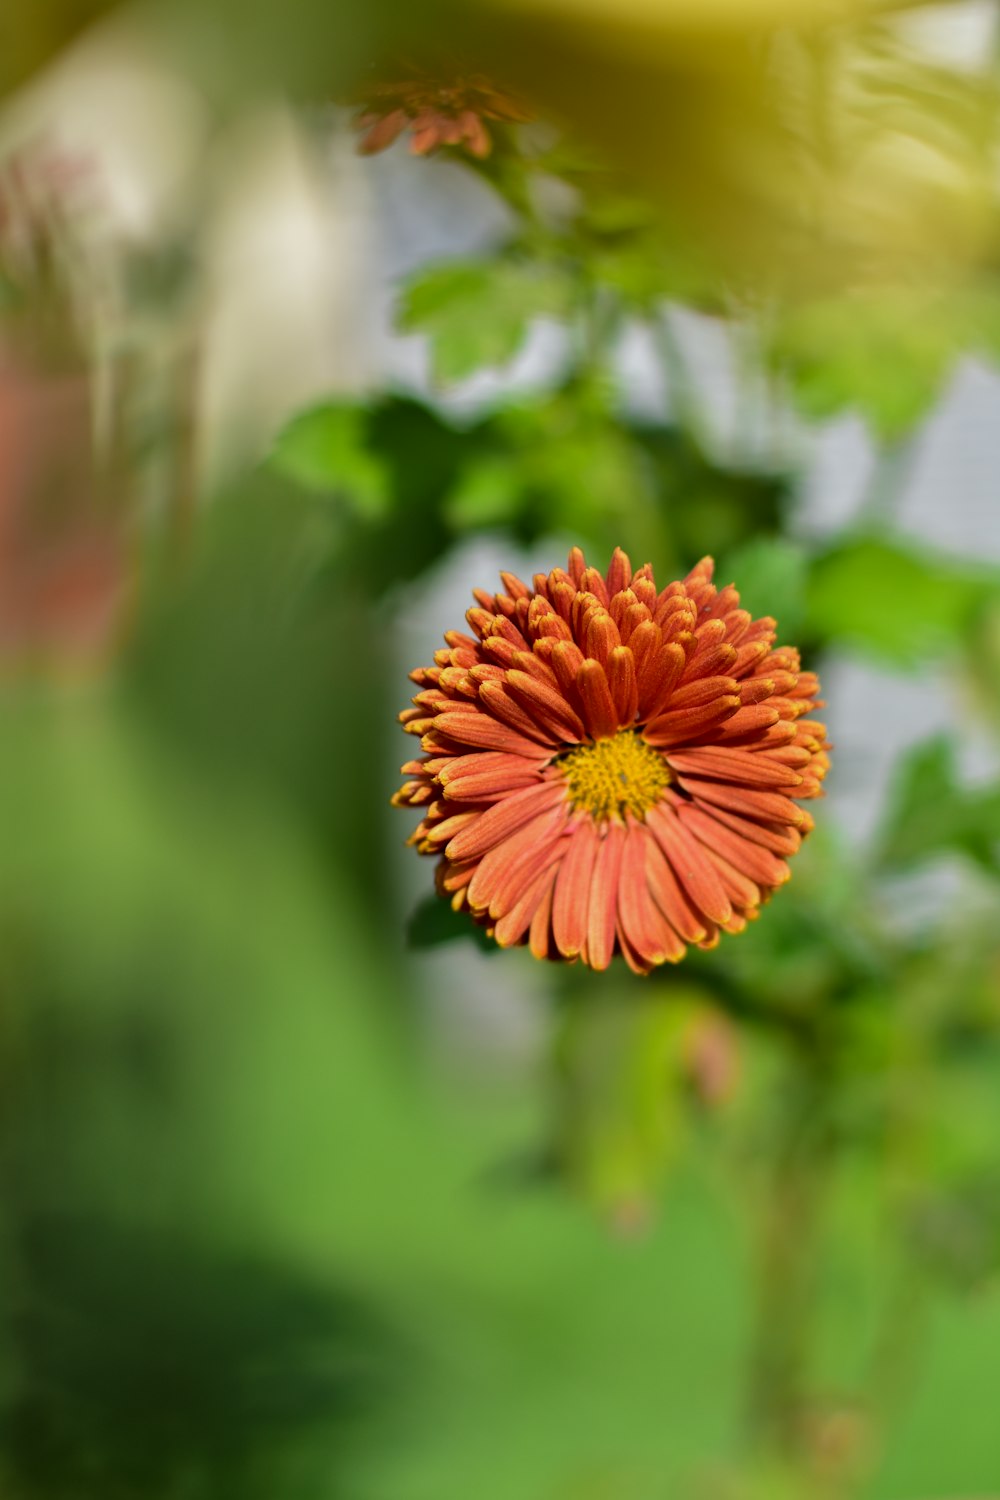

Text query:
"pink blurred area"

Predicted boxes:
[[0, 358, 124, 663]]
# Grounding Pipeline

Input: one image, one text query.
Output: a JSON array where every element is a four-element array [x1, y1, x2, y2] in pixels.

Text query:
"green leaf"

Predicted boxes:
[[407, 893, 497, 954], [805, 537, 999, 667], [398, 259, 573, 384], [720, 536, 809, 643], [269, 403, 389, 519], [445, 454, 525, 531], [876, 736, 1000, 877], [770, 284, 1000, 439], [439, 388, 656, 542]]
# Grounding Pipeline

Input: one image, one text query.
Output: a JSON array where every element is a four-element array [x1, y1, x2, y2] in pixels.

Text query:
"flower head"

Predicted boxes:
[[353, 69, 531, 159], [395, 548, 830, 974]]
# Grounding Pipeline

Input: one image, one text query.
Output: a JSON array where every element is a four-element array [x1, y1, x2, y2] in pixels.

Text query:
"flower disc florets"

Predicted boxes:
[[561, 731, 672, 822], [394, 547, 830, 973]]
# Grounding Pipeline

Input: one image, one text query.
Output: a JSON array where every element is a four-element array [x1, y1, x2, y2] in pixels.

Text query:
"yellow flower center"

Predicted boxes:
[[560, 731, 672, 822]]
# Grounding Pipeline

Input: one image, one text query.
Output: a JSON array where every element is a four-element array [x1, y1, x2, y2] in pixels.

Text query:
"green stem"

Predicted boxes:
[[169, 340, 200, 556], [745, 1029, 835, 1467]]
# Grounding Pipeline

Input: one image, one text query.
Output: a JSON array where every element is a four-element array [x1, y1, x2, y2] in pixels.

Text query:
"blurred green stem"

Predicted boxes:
[[746, 1026, 835, 1470], [170, 341, 201, 554], [863, 1250, 925, 1439], [860, 1046, 932, 1448]]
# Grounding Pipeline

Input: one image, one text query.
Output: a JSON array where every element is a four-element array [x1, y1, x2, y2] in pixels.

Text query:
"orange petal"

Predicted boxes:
[[438, 750, 511, 780], [643, 697, 741, 747], [552, 819, 599, 958], [675, 777, 804, 827], [646, 803, 732, 925], [618, 824, 685, 966], [666, 675, 740, 711], [580, 567, 609, 607], [478, 681, 559, 746], [499, 569, 530, 599], [703, 804, 803, 856], [357, 108, 408, 154], [549, 638, 585, 691], [587, 822, 626, 971], [609, 588, 639, 631], [606, 645, 638, 726], [645, 835, 709, 944], [676, 802, 790, 888], [512, 649, 558, 685], [506, 669, 585, 742], [640, 642, 687, 719], [616, 922, 653, 975], [440, 858, 477, 892], [606, 545, 632, 596], [681, 639, 737, 682], [467, 806, 567, 912], [632, 580, 657, 616], [576, 659, 620, 740], [535, 615, 575, 646], [684, 555, 716, 589], [700, 844, 762, 909], [447, 781, 565, 861], [495, 855, 564, 946], [620, 602, 652, 643], [698, 705, 781, 743], [666, 747, 803, 789], [550, 580, 576, 623], [585, 610, 621, 668], [733, 639, 772, 677], [434, 711, 553, 758], [442, 767, 543, 802], [424, 811, 479, 848], [529, 865, 559, 959], [738, 677, 776, 705]]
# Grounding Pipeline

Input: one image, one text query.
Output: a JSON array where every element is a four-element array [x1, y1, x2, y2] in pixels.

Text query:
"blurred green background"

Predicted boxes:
[[2, 2, 1000, 1497]]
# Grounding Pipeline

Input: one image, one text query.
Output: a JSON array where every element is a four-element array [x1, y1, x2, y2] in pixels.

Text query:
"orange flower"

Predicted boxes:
[[353, 71, 531, 159], [395, 548, 830, 974]]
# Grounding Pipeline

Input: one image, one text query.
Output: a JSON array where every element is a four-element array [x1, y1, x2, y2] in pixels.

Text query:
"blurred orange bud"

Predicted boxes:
[[352, 64, 531, 159], [681, 1009, 741, 1108]]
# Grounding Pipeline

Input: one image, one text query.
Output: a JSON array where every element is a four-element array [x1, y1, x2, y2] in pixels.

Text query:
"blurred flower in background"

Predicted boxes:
[[0, 146, 128, 665], [353, 64, 531, 158]]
